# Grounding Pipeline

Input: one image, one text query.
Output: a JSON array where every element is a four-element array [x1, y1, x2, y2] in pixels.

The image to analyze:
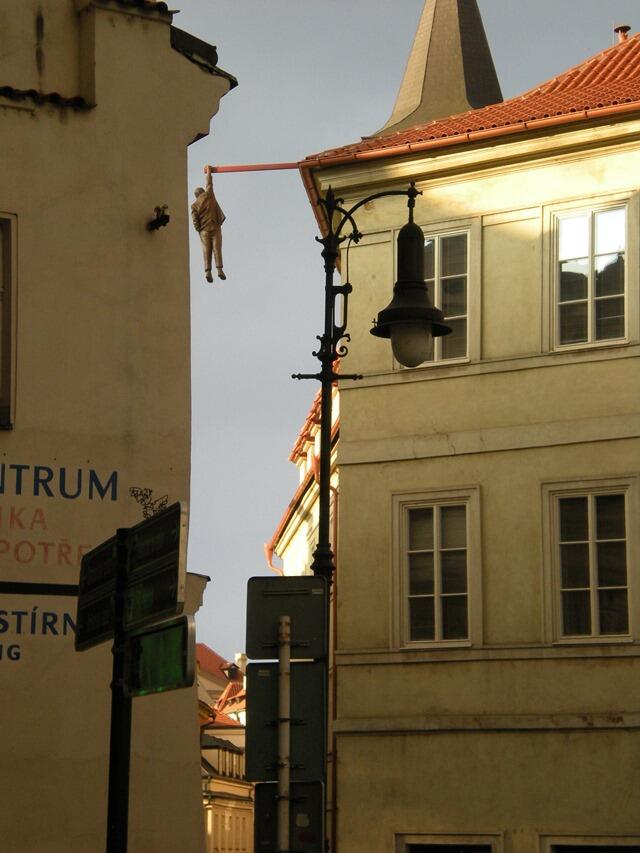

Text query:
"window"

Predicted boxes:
[[544, 478, 637, 642], [394, 487, 481, 647], [556, 206, 626, 346], [409, 847, 492, 853], [424, 232, 468, 360], [558, 491, 628, 636], [397, 835, 500, 853], [0, 215, 13, 428], [541, 838, 640, 853], [553, 848, 640, 853]]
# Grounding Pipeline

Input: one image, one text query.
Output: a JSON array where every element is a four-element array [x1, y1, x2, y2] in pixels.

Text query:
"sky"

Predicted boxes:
[[173, 0, 640, 660]]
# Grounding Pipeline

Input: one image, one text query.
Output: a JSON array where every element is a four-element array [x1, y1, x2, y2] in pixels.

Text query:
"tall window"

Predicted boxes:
[[406, 503, 468, 641], [424, 232, 468, 361], [557, 207, 626, 346], [557, 491, 629, 637]]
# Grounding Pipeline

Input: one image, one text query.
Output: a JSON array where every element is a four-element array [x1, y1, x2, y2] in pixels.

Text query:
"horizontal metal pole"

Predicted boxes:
[[205, 162, 299, 174]]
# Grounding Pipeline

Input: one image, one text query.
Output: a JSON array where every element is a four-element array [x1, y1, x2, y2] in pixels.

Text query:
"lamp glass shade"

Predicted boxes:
[[391, 323, 434, 367]]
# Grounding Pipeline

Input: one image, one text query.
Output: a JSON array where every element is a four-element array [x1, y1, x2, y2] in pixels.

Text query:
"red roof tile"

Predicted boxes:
[[196, 643, 232, 681], [215, 680, 245, 713], [303, 33, 640, 167]]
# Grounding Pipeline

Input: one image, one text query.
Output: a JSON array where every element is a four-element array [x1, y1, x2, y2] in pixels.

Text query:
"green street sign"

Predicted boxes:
[[75, 536, 118, 651], [123, 615, 195, 697], [124, 502, 188, 631]]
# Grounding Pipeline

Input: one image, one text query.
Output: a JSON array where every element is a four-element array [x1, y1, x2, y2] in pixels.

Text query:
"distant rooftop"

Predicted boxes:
[[303, 29, 640, 169]]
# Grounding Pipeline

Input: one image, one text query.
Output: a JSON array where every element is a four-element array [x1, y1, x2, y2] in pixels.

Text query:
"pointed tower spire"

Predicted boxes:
[[376, 0, 502, 136]]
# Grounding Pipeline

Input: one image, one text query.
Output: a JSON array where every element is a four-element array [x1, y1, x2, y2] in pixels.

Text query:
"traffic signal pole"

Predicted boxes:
[[277, 615, 292, 853], [106, 529, 132, 853]]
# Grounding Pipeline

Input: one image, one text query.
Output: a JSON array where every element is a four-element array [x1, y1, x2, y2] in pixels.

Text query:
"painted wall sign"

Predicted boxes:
[[0, 464, 118, 500]]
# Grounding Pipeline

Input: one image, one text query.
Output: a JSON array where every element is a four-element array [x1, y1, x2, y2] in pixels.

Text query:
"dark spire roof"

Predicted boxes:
[[376, 0, 502, 136]]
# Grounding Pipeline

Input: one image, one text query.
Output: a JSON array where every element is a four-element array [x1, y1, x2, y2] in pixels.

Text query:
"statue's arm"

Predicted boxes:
[[191, 205, 201, 232]]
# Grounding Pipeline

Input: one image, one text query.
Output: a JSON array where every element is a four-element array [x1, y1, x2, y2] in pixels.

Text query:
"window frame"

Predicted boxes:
[[395, 216, 481, 368], [393, 486, 482, 649], [424, 229, 469, 363], [540, 836, 640, 853], [542, 476, 638, 645], [544, 193, 639, 353], [0, 213, 15, 429], [396, 833, 503, 853]]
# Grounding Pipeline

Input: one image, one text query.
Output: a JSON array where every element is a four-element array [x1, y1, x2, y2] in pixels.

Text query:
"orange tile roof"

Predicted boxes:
[[209, 709, 240, 728], [302, 32, 640, 168], [196, 643, 232, 681], [215, 680, 245, 713]]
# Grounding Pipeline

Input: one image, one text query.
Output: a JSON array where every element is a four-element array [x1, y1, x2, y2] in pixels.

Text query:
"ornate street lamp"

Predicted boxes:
[[293, 182, 450, 581]]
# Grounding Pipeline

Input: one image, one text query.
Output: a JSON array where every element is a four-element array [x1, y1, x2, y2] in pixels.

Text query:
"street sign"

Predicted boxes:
[[124, 502, 188, 631], [246, 576, 328, 660], [75, 536, 118, 651], [246, 661, 326, 782], [123, 615, 195, 697], [254, 782, 325, 853]]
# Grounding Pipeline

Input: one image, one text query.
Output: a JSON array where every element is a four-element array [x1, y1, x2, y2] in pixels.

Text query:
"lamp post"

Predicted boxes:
[[293, 182, 451, 582]]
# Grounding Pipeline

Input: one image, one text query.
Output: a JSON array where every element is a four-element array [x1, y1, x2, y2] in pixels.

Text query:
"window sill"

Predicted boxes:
[[400, 639, 473, 651], [553, 337, 629, 354], [552, 635, 634, 647]]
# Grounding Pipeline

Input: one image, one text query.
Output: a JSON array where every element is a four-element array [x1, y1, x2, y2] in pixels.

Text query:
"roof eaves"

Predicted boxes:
[[92, 0, 174, 16], [170, 27, 238, 89], [300, 99, 640, 171]]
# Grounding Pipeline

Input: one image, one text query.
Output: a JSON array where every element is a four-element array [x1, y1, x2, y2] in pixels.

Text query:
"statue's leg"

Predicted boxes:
[[213, 228, 225, 279], [200, 231, 213, 282]]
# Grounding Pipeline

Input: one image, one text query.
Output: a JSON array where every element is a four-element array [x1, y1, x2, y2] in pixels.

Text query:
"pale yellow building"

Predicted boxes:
[[296, 3, 640, 852], [0, 2, 234, 851], [199, 648, 253, 853]]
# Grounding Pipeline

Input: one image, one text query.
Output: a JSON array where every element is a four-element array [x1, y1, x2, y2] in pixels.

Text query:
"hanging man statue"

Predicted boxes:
[[191, 165, 226, 282]]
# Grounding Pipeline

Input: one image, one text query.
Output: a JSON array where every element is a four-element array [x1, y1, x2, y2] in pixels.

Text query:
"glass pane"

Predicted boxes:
[[560, 543, 589, 588], [441, 234, 467, 276], [424, 239, 435, 280], [409, 553, 434, 595], [426, 280, 435, 303], [441, 505, 466, 548], [595, 207, 625, 255], [409, 507, 433, 550], [442, 595, 468, 639], [442, 550, 467, 593], [560, 260, 588, 301], [442, 276, 467, 316], [597, 542, 627, 587], [562, 590, 591, 635], [409, 596, 434, 640], [595, 296, 624, 340], [595, 253, 624, 296], [559, 214, 589, 260], [598, 589, 629, 634], [559, 302, 587, 344], [441, 318, 467, 359], [596, 493, 625, 539], [559, 496, 588, 541]]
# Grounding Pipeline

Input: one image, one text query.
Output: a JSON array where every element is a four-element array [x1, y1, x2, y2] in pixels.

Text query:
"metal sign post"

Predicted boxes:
[[74, 502, 190, 853], [277, 616, 291, 853], [106, 529, 131, 853]]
